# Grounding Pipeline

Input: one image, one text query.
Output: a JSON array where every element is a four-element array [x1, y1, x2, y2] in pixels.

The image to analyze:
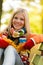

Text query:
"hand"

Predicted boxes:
[[3, 31, 8, 37], [12, 31, 19, 38], [17, 43, 25, 52], [10, 28, 14, 35]]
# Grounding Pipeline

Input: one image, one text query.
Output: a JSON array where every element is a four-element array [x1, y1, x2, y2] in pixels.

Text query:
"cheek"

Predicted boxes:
[[13, 19, 15, 22], [12, 19, 16, 24], [21, 21, 24, 26]]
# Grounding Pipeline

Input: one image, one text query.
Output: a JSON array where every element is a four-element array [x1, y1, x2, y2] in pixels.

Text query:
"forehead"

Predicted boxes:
[[14, 12, 24, 18]]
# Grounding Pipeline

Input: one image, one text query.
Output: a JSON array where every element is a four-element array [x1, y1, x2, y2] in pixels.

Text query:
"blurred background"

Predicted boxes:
[[0, 0, 43, 65]]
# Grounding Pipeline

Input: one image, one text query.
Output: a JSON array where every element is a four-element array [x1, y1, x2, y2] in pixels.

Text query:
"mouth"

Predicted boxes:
[[14, 23, 21, 27]]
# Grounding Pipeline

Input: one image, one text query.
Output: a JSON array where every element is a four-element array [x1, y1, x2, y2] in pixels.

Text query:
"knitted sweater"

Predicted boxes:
[[0, 33, 43, 49], [0, 34, 43, 65]]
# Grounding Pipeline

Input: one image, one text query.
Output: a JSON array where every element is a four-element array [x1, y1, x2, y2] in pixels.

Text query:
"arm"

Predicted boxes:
[[0, 37, 9, 48], [0, 34, 17, 48], [17, 33, 43, 52], [23, 39, 35, 50], [23, 34, 43, 50], [31, 34, 43, 43], [17, 38, 35, 52]]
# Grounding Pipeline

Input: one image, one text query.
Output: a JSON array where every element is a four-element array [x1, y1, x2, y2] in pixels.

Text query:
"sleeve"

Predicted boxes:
[[0, 37, 9, 48], [23, 38, 35, 50], [32, 34, 43, 43]]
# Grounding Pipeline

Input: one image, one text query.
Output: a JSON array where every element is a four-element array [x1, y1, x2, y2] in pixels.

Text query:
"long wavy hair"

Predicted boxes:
[[8, 8, 31, 36]]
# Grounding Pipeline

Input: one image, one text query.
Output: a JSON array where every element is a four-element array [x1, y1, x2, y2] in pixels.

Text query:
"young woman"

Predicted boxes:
[[0, 8, 43, 65]]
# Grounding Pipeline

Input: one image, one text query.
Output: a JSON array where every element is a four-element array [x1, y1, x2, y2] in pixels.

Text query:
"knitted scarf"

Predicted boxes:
[[8, 27, 27, 44]]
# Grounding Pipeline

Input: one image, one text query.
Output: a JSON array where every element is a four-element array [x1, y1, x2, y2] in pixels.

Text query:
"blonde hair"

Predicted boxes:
[[8, 8, 31, 35]]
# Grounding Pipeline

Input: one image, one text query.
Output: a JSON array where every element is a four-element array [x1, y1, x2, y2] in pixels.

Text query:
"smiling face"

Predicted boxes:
[[12, 12, 25, 30]]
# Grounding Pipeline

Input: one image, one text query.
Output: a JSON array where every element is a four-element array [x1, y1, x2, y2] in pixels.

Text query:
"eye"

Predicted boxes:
[[20, 18, 24, 21], [14, 17, 18, 19]]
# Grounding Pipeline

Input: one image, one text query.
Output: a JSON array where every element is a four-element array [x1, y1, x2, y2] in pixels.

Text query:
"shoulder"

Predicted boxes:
[[26, 33, 37, 39]]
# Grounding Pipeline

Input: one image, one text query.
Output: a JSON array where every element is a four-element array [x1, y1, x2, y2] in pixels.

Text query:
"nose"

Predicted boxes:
[[17, 19, 20, 23]]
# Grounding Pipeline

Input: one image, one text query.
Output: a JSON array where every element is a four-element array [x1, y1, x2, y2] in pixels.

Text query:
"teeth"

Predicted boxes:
[[15, 24, 19, 26]]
